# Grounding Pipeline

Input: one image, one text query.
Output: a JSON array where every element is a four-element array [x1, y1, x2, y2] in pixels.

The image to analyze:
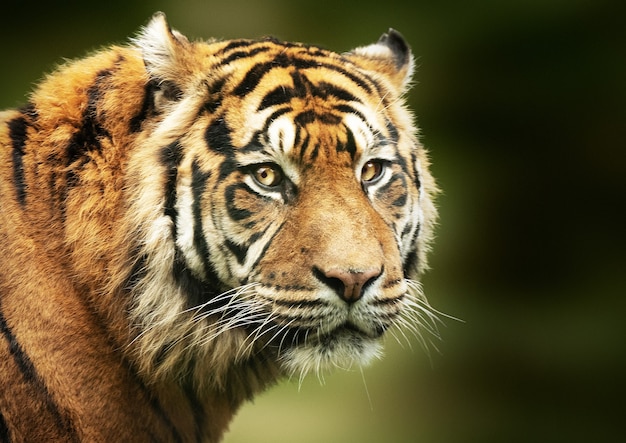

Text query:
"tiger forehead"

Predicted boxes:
[[208, 39, 380, 117], [213, 38, 346, 74], [201, 38, 394, 167], [215, 36, 330, 56]]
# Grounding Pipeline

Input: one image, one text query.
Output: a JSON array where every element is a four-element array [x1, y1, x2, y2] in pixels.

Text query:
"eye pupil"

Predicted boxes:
[[254, 164, 282, 187], [361, 160, 384, 184]]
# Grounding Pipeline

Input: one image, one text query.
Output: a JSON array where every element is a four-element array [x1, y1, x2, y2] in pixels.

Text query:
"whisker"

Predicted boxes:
[[274, 318, 300, 357], [385, 278, 463, 360], [387, 317, 414, 350], [359, 366, 374, 412], [236, 313, 281, 359]]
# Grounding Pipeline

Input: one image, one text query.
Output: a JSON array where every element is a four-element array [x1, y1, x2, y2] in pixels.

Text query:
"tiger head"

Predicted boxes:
[[123, 13, 438, 395]]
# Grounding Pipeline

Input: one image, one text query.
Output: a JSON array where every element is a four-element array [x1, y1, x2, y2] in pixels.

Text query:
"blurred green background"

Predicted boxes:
[[2, 1, 624, 442]]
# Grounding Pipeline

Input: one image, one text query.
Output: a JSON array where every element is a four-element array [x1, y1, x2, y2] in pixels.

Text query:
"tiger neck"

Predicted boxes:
[[16, 44, 284, 436]]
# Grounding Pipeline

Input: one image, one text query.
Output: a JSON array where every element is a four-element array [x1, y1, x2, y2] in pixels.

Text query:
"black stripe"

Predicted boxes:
[[260, 107, 291, 134], [401, 220, 414, 240], [218, 45, 273, 69], [323, 61, 376, 95], [205, 117, 234, 156], [172, 248, 208, 310], [191, 161, 222, 290], [215, 39, 257, 56], [66, 67, 114, 166], [0, 308, 79, 442], [249, 220, 285, 270], [239, 134, 267, 155], [224, 183, 254, 223], [374, 171, 402, 196], [260, 72, 362, 109], [224, 239, 248, 265], [308, 141, 320, 163], [403, 250, 418, 277], [289, 70, 308, 99], [402, 224, 421, 277], [375, 174, 408, 207], [261, 295, 322, 308], [160, 141, 184, 236], [333, 104, 368, 123], [8, 116, 28, 206], [164, 158, 216, 309], [259, 86, 294, 111], [385, 119, 400, 146], [338, 126, 358, 160], [314, 82, 360, 103], [392, 192, 408, 208], [232, 59, 278, 97], [233, 53, 374, 98], [205, 117, 239, 181], [410, 151, 422, 190], [64, 66, 118, 195], [129, 79, 158, 133], [20, 102, 39, 120], [203, 77, 227, 115], [0, 409, 9, 443], [293, 110, 342, 127], [224, 227, 269, 267], [298, 133, 311, 163]]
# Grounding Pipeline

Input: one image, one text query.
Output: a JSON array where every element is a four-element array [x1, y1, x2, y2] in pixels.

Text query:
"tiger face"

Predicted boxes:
[[206, 83, 416, 374], [121, 13, 438, 389]]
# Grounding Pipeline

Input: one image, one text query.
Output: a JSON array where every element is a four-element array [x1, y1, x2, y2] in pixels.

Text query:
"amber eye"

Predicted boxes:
[[361, 160, 385, 184], [252, 164, 283, 188]]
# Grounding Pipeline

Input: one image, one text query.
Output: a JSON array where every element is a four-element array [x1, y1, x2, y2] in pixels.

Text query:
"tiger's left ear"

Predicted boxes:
[[346, 29, 415, 94], [132, 12, 198, 97]]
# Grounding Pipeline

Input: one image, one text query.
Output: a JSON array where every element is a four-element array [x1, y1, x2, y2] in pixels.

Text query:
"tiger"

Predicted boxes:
[[0, 12, 439, 443]]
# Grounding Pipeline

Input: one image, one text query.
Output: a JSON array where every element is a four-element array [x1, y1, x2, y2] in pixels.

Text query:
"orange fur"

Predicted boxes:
[[0, 13, 438, 442]]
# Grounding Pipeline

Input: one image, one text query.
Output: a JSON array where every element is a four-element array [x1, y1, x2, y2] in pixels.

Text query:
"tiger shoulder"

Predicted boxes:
[[0, 12, 439, 442]]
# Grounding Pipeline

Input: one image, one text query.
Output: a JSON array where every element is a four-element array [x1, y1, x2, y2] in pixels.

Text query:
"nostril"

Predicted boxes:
[[312, 266, 344, 297], [313, 266, 382, 303]]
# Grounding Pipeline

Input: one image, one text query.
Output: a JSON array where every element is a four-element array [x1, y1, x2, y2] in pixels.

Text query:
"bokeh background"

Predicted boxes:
[[1, 1, 624, 442]]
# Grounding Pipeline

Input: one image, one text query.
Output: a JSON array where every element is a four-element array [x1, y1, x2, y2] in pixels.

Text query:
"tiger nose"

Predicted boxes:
[[314, 266, 382, 303]]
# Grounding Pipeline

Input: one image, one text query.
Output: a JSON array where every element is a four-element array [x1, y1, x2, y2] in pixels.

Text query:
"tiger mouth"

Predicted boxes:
[[330, 322, 383, 339], [283, 321, 387, 350], [274, 320, 389, 373]]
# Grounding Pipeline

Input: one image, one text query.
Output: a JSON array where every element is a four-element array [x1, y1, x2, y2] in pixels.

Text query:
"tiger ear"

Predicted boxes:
[[133, 12, 194, 96], [346, 29, 415, 94]]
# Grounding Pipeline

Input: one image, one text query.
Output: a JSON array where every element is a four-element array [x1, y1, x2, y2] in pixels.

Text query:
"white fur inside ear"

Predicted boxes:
[[350, 39, 415, 92], [353, 42, 396, 60], [132, 12, 187, 81]]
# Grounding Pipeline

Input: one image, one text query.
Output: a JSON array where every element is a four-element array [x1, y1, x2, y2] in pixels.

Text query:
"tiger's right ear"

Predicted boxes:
[[345, 29, 415, 95], [132, 12, 196, 98]]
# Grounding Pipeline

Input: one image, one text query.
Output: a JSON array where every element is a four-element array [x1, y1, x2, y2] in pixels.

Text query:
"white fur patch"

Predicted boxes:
[[267, 115, 297, 154], [281, 334, 384, 380], [132, 13, 189, 82], [343, 113, 374, 153], [175, 163, 205, 278]]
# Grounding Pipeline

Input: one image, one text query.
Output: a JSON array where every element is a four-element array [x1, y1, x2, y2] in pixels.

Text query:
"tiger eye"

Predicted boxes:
[[361, 160, 384, 184], [253, 164, 283, 188]]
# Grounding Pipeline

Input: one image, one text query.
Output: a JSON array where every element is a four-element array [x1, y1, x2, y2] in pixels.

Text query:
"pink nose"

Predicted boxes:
[[314, 267, 382, 303]]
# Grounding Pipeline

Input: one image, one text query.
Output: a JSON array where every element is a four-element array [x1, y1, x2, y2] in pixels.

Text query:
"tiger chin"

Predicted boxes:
[[0, 12, 438, 443]]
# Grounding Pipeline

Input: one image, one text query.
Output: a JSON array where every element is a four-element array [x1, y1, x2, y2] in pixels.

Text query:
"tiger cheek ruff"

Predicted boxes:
[[0, 12, 439, 442]]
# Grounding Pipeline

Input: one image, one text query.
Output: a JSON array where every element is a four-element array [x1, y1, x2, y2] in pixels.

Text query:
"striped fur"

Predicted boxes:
[[0, 13, 438, 442]]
